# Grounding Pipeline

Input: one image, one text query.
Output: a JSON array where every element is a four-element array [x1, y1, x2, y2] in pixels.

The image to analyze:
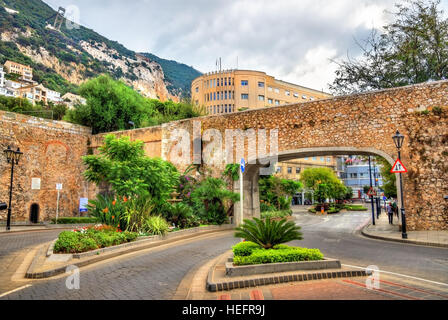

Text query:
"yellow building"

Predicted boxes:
[[4, 61, 33, 82], [191, 69, 331, 114], [275, 157, 338, 181]]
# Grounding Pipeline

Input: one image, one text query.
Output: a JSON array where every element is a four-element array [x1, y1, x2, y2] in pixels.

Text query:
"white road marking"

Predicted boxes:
[[0, 285, 32, 298], [336, 262, 448, 287]]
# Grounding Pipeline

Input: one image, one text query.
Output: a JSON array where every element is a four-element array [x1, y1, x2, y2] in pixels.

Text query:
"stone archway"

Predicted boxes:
[[233, 147, 401, 225]]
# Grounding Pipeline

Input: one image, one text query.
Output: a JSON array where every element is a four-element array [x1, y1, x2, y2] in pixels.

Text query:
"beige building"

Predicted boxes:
[[275, 157, 338, 181], [4, 61, 33, 82], [191, 69, 331, 114]]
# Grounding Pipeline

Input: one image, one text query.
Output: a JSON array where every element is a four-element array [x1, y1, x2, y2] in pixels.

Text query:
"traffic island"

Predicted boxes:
[[206, 252, 367, 292]]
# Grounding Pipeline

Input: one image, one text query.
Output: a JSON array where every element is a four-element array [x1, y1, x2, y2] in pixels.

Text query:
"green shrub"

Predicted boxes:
[[53, 228, 139, 253], [233, 246, 324, 266], [345, 205, 368, 211], [232, 241, 261, 257], [51, 217, 99, 224], [53, 231, 81, 254], [234, 217, 303, 249], [145, 216, 170, 236], [261, 210, 292, 220]]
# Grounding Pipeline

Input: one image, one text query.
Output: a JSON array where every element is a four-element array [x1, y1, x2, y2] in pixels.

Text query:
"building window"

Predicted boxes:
[[294, 93, 299, 98], [302, 95, 307, 100], [313, 157, 317, 161], [213, 106, 216, 113], [241, 94, 249, 100], [320, 157, 325, 162], [285, 90, 290, 96], [241, 80, 248, 86], [258, 95, 265, 101], [296, 167, 301, 174], [268, 86, 273, 92], [287, 167, 292, 174], [225, 91, 228, 100], [225, 78, 227, 86], [195, 87, 199, 93], [214, 92, 216, 100], [327, 157, 331, 162], [258, 82, 265, 88], [268, 98, 273, 104], [225, 105, 228, 113], [276, 167, 282, 173], [275, 100, 280, 105], [274, 88, 280, 94], [221, 78, 223, 86]]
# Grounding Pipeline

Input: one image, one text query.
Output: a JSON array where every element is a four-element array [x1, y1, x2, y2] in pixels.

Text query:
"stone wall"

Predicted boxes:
[[2, 80, 447, 230], [0, 111, 92, 223]]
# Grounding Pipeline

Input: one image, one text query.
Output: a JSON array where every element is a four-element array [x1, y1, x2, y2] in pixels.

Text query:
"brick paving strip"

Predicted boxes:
[[25, 225, 234, 279]]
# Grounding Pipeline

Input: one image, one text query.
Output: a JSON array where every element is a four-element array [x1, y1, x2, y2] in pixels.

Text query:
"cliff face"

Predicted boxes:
[[0, 0, 192, 100]]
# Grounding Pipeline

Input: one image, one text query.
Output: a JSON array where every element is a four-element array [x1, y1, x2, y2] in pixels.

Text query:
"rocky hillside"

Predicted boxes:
[[0, 0, 201, 100]]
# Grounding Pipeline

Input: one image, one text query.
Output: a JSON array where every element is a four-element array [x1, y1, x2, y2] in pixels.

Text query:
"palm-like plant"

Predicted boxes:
[[235, 218, 303, 249]]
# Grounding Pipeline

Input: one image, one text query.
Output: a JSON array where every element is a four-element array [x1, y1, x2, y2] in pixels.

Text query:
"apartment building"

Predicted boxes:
[[4, 61, 33, 81], [275, 157, 338, 181], [62, 92, 87, 109], [191, 69, 331, 115]]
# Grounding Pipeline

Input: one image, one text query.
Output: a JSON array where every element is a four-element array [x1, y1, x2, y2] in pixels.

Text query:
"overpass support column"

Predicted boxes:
[[233, 166, 261, 225]]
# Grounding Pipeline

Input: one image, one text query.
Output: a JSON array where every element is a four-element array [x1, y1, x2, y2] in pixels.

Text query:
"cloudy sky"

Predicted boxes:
[[44, 0, 448, 91]]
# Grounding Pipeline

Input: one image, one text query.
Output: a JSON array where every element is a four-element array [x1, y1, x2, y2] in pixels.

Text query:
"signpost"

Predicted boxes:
[[240, 159, 245, 227], [79, 198, 89, 217], [56, 183, 62, 224], [391, 159, 407, 173]]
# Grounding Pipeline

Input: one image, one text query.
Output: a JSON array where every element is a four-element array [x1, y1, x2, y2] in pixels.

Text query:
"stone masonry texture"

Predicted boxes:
[[2, 80, 448, 230]]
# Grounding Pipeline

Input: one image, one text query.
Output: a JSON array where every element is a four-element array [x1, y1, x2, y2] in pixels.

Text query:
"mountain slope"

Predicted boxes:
[[0, 0, 199, 99], [141, 53, 202, 99]]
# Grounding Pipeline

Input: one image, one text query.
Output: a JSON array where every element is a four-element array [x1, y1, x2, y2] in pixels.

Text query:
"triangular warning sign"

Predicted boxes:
[[391, 159, 407, 173], [367, 187, 377, 197]]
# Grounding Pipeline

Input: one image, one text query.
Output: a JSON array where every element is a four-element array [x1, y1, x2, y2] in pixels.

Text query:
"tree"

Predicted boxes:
[[259, 176, 303, 210], [300, 167, 347, 203], [65, 75, 157, 134], [377, 157, 398, 198], [82, 134, 180, 206], [330, 0, 448, 95]]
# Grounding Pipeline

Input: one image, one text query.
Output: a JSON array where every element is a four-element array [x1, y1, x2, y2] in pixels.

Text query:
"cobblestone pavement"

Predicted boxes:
[[1, 232, 239, 300], [0, 230, 67, 293]]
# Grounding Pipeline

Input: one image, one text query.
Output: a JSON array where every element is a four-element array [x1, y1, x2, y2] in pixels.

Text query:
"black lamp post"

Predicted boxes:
[[4, 146, 23, 231], [392, 130, 407, 239]]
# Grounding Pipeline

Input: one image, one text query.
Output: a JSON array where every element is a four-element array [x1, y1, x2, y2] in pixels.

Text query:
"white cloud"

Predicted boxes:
[[43, 0, 443, 91]]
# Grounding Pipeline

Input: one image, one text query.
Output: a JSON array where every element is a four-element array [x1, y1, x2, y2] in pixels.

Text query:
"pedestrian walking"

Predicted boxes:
[[392, 200, 399, 219], [387, 203, 394, 225]]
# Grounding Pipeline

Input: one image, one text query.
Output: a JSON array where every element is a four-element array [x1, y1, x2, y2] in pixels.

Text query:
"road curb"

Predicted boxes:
[[361, 225, 448, 249], [25, 225, 235, 279], [206, 266, 367, 292]]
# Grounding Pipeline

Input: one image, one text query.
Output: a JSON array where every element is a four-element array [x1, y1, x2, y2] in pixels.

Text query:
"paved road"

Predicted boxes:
[[1, 207, 447, 300], [290, 207, 448, 284], [1, 231, 239, 300]]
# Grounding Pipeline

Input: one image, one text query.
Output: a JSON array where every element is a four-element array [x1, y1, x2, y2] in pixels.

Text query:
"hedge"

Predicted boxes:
[[51, 217, 99, 224], [233, 244, 324, 266], [233, 241, 261, 257], [54, 229, 138, 254], [345, 205, 368, 211], [260, 210, 292, 220]]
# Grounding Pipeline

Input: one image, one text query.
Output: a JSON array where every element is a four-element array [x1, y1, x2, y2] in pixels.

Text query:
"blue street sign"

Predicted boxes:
[[240, 158, 246, 174], [383, 196, 387, 201]]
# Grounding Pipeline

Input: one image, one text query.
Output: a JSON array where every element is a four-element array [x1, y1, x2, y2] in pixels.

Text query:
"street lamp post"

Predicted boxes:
[[393, 130, 407, 239], [3, 146, 23, 231], [368, 156, 375, 226]]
